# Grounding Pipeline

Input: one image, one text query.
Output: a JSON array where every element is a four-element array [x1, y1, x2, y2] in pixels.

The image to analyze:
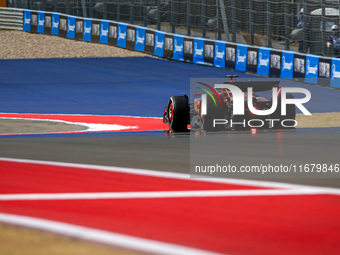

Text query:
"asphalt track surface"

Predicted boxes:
[[1, 57, 340, 255]]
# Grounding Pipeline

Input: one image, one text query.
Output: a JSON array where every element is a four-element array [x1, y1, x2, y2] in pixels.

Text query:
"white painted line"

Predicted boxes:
[[0, 117, 138, 132], [1, 188, 339, 201], [1, 157, 340, 193], [0, 213, 224, 255]]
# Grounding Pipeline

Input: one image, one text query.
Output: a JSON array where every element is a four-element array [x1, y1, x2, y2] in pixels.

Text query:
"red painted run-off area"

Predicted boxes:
[[0, 160, 340, 255], [0, 113, 168, 133]]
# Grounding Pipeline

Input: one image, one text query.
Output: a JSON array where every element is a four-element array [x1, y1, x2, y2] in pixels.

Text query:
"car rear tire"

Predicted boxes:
[[168, 96, 189, 132]]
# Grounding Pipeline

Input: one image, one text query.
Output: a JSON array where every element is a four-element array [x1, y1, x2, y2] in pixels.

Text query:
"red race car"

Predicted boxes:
[[163, 75, 296, 132]]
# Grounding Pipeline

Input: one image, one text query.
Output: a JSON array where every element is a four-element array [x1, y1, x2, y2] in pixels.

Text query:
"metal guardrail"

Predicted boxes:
[[0, 7, 23, 30]]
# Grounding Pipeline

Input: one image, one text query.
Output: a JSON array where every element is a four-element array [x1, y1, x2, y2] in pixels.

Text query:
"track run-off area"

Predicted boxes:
[[1, 157, 340, 255], [1, 56, 340, 255]]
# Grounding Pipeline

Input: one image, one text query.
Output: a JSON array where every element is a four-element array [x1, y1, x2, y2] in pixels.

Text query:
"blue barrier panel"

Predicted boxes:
[[257, 47, 271, 76], [193, 38, 205, 64], [83, 18, 92, 42], [51, 13, 59, 36], [154, 31, 165, 57], [235, 44, 248, 72], [305, 54, 319, 84], [66, 16, 76, 39], [117, 23, 128, 48], [23, 10, 31, 32], [37, 11, 45, 33], [99, 20, 109, 44], [214, 41, 226, 68], [280, 51, 294, 79], [173, 35, 184, 61], [330, 58, 340, 88], [135, 26, 146, 52]]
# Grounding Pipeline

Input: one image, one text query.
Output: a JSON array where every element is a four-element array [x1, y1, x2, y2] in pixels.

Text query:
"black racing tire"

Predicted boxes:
[[271, 93, 296, 129], [168, 95, 189, 132], [201, 94, 225, 132]]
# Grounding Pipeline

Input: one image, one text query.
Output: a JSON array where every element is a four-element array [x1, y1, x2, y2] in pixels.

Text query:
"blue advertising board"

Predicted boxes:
[[330, 58, 340, 88], [23, 10, 31, 32], [193, 38, 205, 64], [83, 18, 92, 42], [280, 51, 294, 79], [154, 31, 165, 57], [173, 35, 184, 61], [135, 26, 146, 52], [257, 47, 271, 76], [99, 20, 110, 44], [36, 11, 45, 33], [213, 41, 226, 68], [305, 54, 319, 84], [235, 44, 248, 72], [66, 16, 76, 39], [51, 13, 60, 36], [117, 23, 127, 48]]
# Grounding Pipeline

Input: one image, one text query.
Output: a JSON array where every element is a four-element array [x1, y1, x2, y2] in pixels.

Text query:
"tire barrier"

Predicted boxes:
[[4, 7, 340, 89]]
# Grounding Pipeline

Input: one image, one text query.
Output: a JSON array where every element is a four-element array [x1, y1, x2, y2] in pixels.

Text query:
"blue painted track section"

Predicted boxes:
[[0, 57, 339, 116]]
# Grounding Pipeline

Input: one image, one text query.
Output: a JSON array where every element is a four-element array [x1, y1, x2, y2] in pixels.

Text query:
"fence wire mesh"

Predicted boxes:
[[7, 0, 340, 57]]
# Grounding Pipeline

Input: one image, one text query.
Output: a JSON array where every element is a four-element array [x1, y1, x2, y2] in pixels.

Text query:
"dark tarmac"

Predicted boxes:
[[1, 127, 339, 188]]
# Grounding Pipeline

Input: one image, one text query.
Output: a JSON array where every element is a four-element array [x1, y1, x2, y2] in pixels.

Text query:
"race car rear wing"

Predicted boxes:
[[215, 81, 280, 92]]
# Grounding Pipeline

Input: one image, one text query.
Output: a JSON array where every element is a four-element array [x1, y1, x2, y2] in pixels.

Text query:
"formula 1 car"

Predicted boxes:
[[163, 75, 296, 132]]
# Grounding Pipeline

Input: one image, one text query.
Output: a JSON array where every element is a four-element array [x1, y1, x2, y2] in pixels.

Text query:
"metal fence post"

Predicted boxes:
[[217, 0, 221, 40], [232, 0, 236, 42], [171, 0, 175, 33], [157, 0, 161, 30], [219, 0, 229, 41], [321, 0, 325, 56], [53, 0, 57, 12], [201, 0, 206, 38], [103, 2, 107, 20], [144, 0, 147, 27], [267, 0, 272, 48], [89, 0, 93, 18], [66, 0, 70, 14], [249, 0, 254, 45], [187, 0, 191, 36], [117, 1, 120, 22], [130, 0, 134, 24], [303, 0, 308, 53], [285, 0, 289, 50]]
